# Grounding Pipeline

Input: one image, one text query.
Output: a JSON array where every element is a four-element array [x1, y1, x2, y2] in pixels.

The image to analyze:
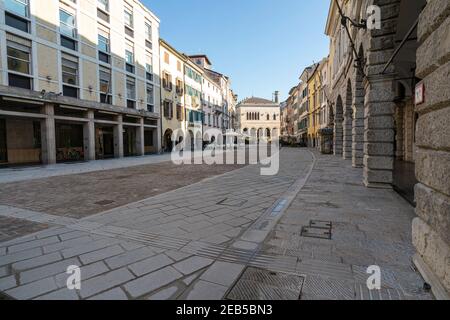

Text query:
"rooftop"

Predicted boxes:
[[239, 97, 277, 105]]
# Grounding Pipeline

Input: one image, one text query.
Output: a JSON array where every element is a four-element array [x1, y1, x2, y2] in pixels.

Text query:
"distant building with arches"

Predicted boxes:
[[236, 97, 280, 142]]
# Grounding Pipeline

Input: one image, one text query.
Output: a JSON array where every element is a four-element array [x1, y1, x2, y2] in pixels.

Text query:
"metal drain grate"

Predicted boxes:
[[225, 267, 304, 300], [94, 200, 116, 206], [301, 220, 332, 240], [217, 198, 248, 207]]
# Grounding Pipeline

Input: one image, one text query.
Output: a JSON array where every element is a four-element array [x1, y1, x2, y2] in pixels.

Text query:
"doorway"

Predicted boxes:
[[0, 119, 8, 163], [55, 123, 84, 162], [96, 126, 114, 159], [0, 119, 7, 163]]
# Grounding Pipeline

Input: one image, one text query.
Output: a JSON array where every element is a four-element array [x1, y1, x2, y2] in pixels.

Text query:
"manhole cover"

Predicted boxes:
[[226, 267, 304, 300], [217, 198, 248, 207], [95, 200, 115, 206]]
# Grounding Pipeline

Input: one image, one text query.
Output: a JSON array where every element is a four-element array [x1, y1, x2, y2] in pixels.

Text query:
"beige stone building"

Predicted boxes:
[[0, 0, 161, 165], [325, 0, 449, 298], [237, 97, 280, 142]]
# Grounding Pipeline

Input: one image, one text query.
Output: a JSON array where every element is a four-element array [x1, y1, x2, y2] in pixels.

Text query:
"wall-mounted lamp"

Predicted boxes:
[[88, 85, 93, 93]]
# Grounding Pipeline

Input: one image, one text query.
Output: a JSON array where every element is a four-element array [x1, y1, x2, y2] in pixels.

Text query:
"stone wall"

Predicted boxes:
[[413, 0, 450, 299]]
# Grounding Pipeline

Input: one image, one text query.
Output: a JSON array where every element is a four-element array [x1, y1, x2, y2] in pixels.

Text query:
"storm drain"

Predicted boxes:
[[301, 220, 332, 240], [217, 198, 248, 207], [225, 267, 304, 300]]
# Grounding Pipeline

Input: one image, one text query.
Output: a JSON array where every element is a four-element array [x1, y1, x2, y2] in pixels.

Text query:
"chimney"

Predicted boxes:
[[274, 91, 279, 104]]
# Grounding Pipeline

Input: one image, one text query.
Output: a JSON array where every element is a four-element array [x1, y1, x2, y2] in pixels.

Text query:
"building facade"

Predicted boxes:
[[159, 39, 186, 152], [307, 64, 321, 148], [413, 0, 449, 299], [316, 58, 333, 154], [296, 70, 310, 146], [237, 97, 280, 142], [183, 58, 203, 149], [325, 0, 449, 298], [0, 0, 162, 165]]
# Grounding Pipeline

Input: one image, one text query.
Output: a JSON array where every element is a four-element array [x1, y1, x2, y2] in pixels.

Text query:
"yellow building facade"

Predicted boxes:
[[159, 39, 186, 151]]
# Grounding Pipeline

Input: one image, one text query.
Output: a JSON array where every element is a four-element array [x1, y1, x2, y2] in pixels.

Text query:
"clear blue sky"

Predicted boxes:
[[144, 0, 330, 102]]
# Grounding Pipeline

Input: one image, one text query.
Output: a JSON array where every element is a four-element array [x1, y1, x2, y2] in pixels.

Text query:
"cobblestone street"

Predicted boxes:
[[0, 149, 431, 300], [0, 161, 243, 219]]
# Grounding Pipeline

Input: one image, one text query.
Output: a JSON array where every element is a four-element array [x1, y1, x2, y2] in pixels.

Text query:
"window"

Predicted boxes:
[[176, 79, 183, 95], [273, 114, 277, 121], [5, 0, 29, 17], [126, 76, 136, 103], [163, 101, 173, 119], [7, 38, 31, 75], [60, 10, 76, 38], [163, 72, 172, 91], [185, 66, 201, 84], [98, 30, 109, 53], [125, 42, 134, 73], [146, 84, 154, 112], [145, 22, 152, 49], [5, 0, 30, 32], [164, 52, 169, 64], [176, 104, 183, 121], [97, 0, 109, 12], [61, 36, 77, 51], [124, 7, 133, 28], [97, 9, 109, 23], [7, 35, 32, 90], [99, 67, 112, 104], [145, 55, 153, 81], [97, 28, 110, 63], [177, 61, 182, 72], [61, 54, 79, 98]]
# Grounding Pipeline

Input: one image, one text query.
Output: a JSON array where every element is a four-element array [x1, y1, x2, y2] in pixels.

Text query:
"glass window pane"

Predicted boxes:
[[7, 57, 29, 73], [7, 46, 29, 61], [125, 50, 133, 64], [98, 35, 109, 52], [60, 10, 76, 37], [98, 0, 108, 11], [5, 0, 28, 17], [124, 10, 133, 27]]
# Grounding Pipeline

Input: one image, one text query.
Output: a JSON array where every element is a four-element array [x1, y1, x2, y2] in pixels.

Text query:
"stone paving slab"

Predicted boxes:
[[0, 148, 431, 300], [260, 150, 433, 300], [124, 266, 183, 299]]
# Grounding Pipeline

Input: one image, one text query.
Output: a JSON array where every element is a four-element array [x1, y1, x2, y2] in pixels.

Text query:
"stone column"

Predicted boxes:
[[343, 107, 353, 160], [412, 0, 450, 299], [334, 117, 343, 156], [363, 75, 396, 188], [352, 79, 365, 167], [113, 115, 124, 158], [83, 110, 95, 161], [40, 103, 56, 165], [135, 118, 145, 156], [155, 118, 162, 153]]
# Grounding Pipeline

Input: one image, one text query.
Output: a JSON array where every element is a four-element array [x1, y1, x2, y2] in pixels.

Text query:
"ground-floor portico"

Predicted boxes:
[[0, 92, 161, 167]]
